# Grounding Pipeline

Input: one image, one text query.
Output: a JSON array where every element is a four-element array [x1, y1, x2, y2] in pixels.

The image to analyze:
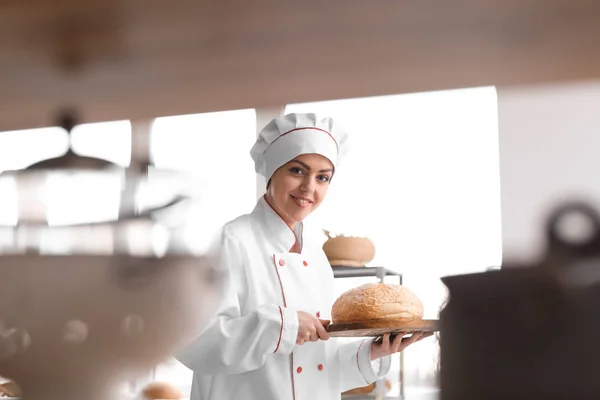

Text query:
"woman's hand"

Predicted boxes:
[[296, 311, 330, 345], [370, 331, 434, 361]]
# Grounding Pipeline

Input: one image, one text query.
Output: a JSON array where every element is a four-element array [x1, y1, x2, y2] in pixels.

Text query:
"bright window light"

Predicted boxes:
[[286, 86, 501, 396]]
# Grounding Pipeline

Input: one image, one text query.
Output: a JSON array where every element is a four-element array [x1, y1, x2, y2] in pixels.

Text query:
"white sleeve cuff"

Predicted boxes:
[[357, 339, 392, 383], [274, 306, 298, 355]]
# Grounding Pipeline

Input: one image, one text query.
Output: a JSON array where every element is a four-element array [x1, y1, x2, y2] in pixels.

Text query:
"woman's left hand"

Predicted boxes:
[[370, 331, 434, 361]]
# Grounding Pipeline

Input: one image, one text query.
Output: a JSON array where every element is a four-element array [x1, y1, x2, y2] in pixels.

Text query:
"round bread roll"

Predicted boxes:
[[0, 381, 21, 398], [332, 283, 423, 324], [322, 231, 375, 267], [343, 379, 392, 395], [343, 382, 375, 396], [141, 382, 183, 400]]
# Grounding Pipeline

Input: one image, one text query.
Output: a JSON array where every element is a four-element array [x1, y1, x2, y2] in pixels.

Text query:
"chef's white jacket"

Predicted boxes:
[[177, 196, 390, 400]]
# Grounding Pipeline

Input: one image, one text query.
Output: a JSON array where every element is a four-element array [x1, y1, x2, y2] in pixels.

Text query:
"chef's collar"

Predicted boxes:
[[254, 195, 304, 253]]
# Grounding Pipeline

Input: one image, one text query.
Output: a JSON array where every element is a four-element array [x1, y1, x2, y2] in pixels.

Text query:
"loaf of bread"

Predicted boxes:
[[343, 379, 392, 395], [0, 381, 21, 398], [332, 283, 423, 324], [141, 382, 183, 400], [323, 231, 375, 267]]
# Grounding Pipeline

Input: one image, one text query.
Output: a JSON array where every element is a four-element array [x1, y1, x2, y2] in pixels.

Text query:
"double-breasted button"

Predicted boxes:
[[318, 364, 324, 371], [316, 311, 321, 318], [297, 366, 302, 374], [279, 259, 285, 267], [303, 261, 308, 267]]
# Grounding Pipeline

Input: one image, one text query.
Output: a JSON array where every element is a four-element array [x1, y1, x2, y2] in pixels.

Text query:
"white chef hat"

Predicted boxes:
[[250, 113, 349, 180]]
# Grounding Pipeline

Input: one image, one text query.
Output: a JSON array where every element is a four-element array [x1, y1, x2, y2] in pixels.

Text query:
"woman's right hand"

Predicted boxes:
[[296, 311, 330, 345]]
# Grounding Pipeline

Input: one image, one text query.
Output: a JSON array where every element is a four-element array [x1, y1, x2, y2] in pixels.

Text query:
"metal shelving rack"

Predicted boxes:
[[332, 266, 402, 284], [332, 266, 404, 400]]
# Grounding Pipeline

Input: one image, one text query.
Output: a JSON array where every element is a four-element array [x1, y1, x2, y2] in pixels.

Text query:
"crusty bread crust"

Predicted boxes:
[[332, 283, 423, 324]]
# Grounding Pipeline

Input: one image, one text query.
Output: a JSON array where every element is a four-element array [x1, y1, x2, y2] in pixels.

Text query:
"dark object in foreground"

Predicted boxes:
[[441, 201, 600, 399]]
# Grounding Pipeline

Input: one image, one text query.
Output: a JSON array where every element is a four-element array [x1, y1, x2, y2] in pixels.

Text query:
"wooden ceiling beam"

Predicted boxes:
[[2, 0, 600, 130]]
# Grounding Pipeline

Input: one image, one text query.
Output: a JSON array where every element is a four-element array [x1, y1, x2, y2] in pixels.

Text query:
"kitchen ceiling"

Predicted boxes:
[[2, 0, 600, 131]]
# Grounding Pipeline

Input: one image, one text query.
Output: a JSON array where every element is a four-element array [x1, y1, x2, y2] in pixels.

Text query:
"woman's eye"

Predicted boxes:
[[289, 167, 303, 174], [318, 175, 330, 183]]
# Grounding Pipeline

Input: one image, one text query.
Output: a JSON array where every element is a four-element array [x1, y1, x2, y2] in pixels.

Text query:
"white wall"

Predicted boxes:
[[497, 80, 600, 263]]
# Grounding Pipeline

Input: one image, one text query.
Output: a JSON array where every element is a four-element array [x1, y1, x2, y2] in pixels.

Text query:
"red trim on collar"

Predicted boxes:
[[263, 194, 301, 253]]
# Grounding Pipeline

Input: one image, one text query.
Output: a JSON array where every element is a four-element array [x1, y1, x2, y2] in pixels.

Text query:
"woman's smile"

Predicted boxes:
[[290, 194, 313, 208]]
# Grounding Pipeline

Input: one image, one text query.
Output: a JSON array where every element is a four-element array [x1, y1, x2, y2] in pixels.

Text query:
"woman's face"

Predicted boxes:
[[266, 153, 334, 227]]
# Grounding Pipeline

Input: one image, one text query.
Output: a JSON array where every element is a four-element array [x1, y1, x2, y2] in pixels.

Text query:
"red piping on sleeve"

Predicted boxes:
[[274, 306, 284, 353]]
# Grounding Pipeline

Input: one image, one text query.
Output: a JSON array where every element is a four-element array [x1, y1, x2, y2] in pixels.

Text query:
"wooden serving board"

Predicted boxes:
[[327, 319, 439, 338]]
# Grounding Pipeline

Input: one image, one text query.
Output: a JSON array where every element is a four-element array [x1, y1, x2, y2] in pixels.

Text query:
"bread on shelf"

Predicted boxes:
[[343, 379, 392, 396], [323, 230, 375, 268], [141, 382, 183, 400], [0, 381, 21, 398]]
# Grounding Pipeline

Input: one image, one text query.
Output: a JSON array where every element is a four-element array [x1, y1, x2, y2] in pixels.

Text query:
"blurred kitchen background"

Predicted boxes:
[[3, 78, 599, 398]]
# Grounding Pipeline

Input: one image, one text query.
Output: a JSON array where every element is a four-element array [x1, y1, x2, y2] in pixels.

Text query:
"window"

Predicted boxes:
[[0, 126, 69, 174], [71, 120, 132, 167], [0, 121, 130, 252], [286, 86, 502, 398], [0, 126, 70, 247]]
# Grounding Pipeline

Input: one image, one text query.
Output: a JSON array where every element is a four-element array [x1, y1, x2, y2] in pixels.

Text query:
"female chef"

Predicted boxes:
[[177, 113, 428, 400]]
